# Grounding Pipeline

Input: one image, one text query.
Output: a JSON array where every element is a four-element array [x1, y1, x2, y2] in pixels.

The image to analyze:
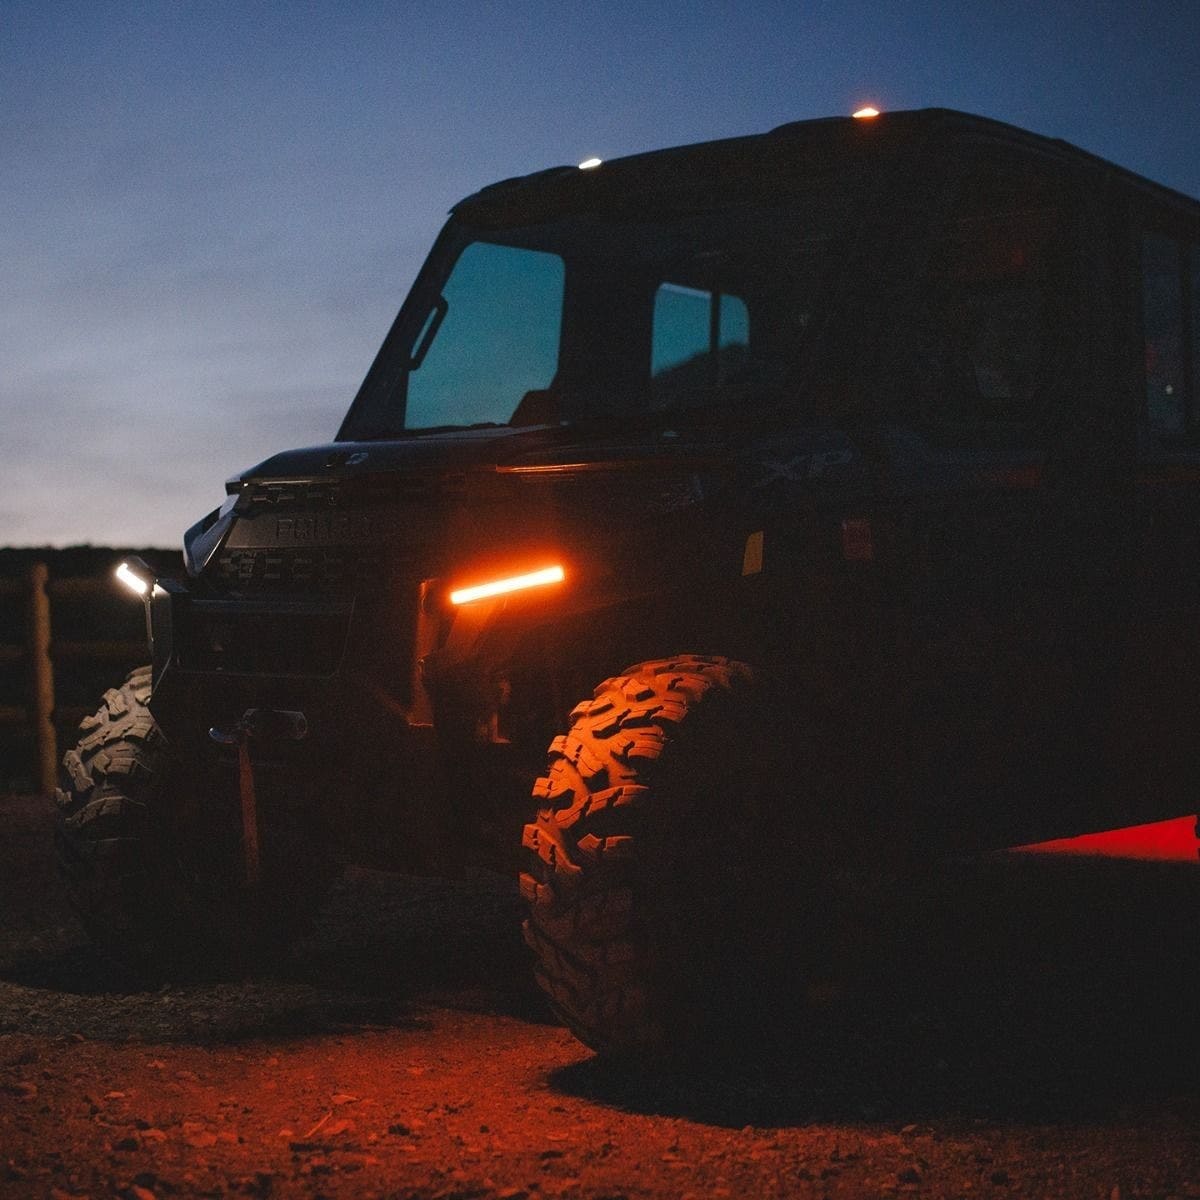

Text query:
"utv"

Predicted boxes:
[[58, 108, 1200, 1056]]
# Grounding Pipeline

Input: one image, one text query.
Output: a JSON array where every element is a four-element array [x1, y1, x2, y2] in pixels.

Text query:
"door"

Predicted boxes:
[[878, 141, 1132, 850], [1125, 226, 1200, 816]]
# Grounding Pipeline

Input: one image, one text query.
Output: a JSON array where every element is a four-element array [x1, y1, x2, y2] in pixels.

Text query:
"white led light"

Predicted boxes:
[[115, 561, 150, 596], [578, 157, 602, 170], [450, 565, 565, 606]]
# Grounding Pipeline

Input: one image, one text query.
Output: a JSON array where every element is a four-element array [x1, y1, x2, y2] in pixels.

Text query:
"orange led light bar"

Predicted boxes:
[[449, 565, 565, 606]]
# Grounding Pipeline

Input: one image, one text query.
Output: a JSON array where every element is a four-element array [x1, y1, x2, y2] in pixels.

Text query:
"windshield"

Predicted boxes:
[[343, 184, 860, 438]]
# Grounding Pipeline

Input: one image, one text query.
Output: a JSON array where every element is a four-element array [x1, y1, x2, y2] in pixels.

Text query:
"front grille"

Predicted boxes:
[[179, 602, 351, 677], [214, 548, 388, 594], [241, 472, 468, 513]]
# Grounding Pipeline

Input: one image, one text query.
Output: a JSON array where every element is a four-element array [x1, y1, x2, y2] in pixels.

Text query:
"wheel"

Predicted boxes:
[[520, 654, 766, 1058], [55, 666, 335, 979]]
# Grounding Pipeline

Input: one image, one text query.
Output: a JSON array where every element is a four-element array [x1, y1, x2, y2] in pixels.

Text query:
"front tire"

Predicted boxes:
[[520, 654, 764, 1057], [55, 666, 334, 978]]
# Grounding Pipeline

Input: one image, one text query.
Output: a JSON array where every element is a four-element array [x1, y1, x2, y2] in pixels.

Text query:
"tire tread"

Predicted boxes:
[[521, 654, 752, 1055]]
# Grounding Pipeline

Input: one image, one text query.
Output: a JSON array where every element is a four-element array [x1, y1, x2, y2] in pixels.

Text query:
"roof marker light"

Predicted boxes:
[[578, 157, 603, 170], [450, 565, 565, 606], [852, 106, 880, 119]]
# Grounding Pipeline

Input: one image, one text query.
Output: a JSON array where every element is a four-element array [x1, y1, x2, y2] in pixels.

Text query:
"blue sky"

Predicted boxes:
[[4, 0, 1199, 546]]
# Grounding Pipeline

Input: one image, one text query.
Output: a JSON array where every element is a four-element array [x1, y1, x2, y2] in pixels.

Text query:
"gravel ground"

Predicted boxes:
[[5, 791, 1200, 1199]]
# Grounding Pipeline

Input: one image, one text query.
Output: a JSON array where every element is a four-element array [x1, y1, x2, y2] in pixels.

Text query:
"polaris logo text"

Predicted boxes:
[[275, 514, 371, 544]]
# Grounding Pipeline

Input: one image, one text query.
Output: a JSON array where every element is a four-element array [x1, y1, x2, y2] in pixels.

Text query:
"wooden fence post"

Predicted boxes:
[[27, 562, 57, 796]]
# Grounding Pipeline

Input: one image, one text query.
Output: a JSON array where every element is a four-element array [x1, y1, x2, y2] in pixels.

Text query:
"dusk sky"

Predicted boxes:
[[5, 0, 1199, 548]]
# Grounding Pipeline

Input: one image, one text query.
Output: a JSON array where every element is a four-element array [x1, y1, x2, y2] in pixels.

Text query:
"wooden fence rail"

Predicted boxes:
[[0, 563, 145, 796]]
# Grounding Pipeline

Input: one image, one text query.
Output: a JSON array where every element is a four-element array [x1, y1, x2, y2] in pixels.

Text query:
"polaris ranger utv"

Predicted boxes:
[[58, 108, 1200, 1056]]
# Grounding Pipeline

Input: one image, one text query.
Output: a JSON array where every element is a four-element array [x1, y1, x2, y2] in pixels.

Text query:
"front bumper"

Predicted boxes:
[[146, 576, 416, 754]]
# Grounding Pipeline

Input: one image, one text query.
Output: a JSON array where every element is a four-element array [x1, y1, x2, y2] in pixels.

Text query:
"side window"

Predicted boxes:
[[1141, 232, 1192, 437], [1194, 251, 1200, 413], [1190, 248, 1200, 412], [916, 158, 1062, 445], [651, 283, 749, 381], [405, 242, 564, 429]]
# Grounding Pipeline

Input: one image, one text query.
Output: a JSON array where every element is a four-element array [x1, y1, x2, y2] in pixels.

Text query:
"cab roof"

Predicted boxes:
[[452, 107, 1200, 229]]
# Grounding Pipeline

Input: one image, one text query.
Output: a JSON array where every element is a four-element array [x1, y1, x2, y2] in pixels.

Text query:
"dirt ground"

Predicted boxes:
[[6, 793, 1200, 1199]]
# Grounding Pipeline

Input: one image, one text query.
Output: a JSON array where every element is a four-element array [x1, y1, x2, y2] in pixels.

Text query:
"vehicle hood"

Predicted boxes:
[[238, 424, 719, 482], [185, 425, 730, 577]]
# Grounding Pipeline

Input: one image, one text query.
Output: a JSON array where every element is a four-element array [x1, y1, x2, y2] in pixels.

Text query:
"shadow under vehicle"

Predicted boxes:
[[56, 108, 1200, 1058]]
